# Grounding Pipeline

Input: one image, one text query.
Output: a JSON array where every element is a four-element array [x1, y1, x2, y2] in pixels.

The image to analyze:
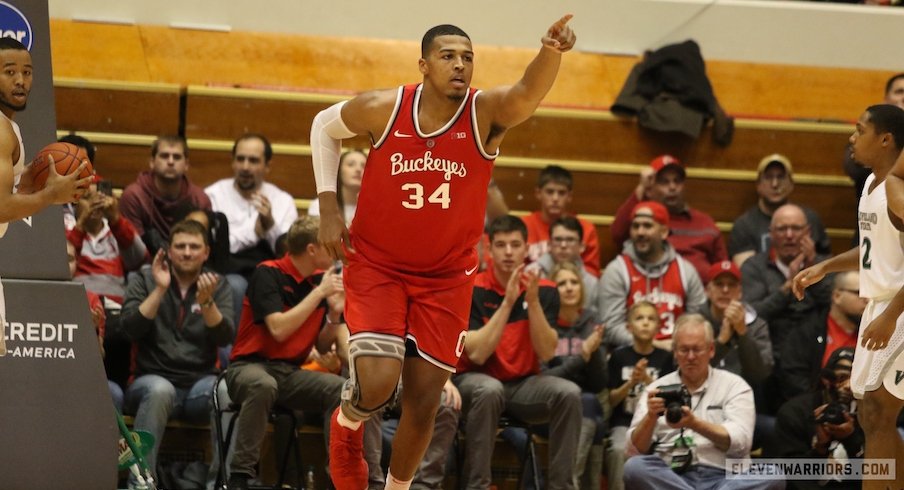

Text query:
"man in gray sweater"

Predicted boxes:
[[120, 219, 235, 478]]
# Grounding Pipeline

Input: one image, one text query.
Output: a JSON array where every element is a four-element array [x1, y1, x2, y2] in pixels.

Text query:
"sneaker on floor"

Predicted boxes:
[[329, 407, 368, 490]]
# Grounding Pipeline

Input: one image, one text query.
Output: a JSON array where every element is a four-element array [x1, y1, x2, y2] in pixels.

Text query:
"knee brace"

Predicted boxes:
[[341, 334, 406, 421]]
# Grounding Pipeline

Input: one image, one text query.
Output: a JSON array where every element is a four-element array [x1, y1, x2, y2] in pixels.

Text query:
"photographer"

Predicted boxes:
[[625, 314, 781, 489], [766, 347, 863, 490]]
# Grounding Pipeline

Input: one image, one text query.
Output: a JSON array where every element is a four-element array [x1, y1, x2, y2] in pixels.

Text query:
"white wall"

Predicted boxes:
[[47, 0, 904, 71]]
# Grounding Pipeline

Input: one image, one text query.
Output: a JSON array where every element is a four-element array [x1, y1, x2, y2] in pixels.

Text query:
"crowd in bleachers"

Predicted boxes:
[[62, 72, 904, 490]]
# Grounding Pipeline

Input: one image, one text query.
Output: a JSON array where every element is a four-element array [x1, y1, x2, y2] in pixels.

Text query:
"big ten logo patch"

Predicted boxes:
[[0, 1, 32, 49]]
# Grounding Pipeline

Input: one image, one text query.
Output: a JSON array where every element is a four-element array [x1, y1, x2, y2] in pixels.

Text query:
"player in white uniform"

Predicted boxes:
[[794, 104, 904, 489], [0, 39, 91, 356]]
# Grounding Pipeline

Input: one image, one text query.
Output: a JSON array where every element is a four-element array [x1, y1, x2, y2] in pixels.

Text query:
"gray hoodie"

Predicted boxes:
[[597, 241, 706, 347]]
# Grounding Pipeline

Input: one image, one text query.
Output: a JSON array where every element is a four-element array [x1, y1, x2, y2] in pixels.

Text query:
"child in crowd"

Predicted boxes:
[[605, 301, 674, 490]]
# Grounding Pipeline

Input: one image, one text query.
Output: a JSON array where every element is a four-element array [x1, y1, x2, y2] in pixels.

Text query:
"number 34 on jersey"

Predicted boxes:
[[401, 182, 451, 209]]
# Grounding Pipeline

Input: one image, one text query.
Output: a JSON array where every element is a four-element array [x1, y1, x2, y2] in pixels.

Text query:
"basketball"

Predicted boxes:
[[28, 142, 93, 191]]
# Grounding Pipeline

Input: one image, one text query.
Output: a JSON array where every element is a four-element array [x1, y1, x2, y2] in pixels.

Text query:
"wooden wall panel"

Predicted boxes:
[[182, 88, 854, 176], [55, 85, 181, 136], [49, 19, 896, 121], [95, 141, 856, 231]]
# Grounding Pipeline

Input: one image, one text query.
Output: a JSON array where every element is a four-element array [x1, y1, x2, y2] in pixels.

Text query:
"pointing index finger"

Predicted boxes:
[[555, 14, 573, 27]]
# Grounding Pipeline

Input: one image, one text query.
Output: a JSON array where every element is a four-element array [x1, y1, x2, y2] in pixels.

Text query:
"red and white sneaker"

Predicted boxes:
[[329, 407, 368, 490]]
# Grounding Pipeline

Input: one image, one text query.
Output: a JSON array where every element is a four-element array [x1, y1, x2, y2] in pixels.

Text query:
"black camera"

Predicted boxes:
[[96, 180, 113, 196], [657, 384, 692, 423], [816, 401, 848, 425]]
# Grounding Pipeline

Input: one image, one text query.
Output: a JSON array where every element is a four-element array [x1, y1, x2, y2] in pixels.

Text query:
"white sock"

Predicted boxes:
[[337, 409, 362, 431], [384, 471, 412, 490]]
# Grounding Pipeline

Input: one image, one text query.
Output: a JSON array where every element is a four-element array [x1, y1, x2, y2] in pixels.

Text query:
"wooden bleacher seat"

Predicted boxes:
[[53, 80, 858, 265]]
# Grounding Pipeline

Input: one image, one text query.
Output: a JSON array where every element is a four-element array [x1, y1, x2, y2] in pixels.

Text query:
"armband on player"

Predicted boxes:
[[311, 101, 356, 194]]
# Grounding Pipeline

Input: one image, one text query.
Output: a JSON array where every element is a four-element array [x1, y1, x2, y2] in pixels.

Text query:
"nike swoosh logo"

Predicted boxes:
[[394, 130, 413, 138], [465, 264, 479, 276]]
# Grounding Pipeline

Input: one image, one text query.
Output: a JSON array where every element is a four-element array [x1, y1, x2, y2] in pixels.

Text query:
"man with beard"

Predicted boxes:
[[728, 154, 830, 266], [598, 201, 706, 350], [120, 219, 235, 482], [206, 133, 298, 318], [119, 135, 211, 256], [610, 155, 726, 281], [0, 38, 91, 355]]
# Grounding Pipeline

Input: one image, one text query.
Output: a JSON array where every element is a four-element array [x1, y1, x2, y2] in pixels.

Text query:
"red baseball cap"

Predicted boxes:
[[631, 201, 670, 228], [707, 260, 741, 283], [650, 154, 685, 177]]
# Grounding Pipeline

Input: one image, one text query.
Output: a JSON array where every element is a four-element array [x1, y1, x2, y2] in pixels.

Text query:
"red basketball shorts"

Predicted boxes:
[[343, 251, 477, 372]]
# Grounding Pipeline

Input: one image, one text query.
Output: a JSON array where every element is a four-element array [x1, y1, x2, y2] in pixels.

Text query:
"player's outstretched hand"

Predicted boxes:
[[542, 14, 576, 53], [791, 263, 826, 300]]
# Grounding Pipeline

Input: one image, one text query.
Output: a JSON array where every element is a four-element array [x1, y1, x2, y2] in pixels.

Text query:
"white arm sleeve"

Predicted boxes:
[[311, 101, 357, 194]]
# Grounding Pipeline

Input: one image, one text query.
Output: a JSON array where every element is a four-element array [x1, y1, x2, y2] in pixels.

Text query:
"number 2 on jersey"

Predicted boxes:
[[862, 236, 872, 270], [401, 182, 450, 209]]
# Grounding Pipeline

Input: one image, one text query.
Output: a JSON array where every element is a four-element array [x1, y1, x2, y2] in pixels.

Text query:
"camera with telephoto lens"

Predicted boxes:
[[657, 384, 692, 424], [816, 401, 848, 425]]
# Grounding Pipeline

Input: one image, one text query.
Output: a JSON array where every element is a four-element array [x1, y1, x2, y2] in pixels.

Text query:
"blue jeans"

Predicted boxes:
[[623, 455, 785, 490], [109, 379, 124, 412], [124, 374, 218, 476]]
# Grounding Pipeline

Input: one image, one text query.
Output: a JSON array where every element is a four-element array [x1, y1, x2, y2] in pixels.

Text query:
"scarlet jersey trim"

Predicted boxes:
[[373, 86, 406, 149]]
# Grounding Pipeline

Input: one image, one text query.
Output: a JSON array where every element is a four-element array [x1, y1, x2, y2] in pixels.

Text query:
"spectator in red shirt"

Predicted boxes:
[[455, 215, 582, 490], [611, 155, 727, 280], [522, 164, 601, 276]]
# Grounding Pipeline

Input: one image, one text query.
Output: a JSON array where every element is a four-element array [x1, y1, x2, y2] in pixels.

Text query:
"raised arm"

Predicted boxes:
[[476, 15, 576, 150]]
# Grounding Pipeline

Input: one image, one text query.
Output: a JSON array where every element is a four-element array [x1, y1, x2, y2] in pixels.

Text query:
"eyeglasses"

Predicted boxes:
[[675, 346, 709, 357], [551, 236, 579, 245], [771, 225, 806, 234]]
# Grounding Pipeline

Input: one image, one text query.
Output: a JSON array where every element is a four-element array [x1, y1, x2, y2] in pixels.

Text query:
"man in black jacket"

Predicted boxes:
[[767, 347, 863, 490], [780, 271, 865, 401]]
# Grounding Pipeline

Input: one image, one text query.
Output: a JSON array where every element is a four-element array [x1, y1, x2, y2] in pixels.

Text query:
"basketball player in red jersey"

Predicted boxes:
[[309, 16, 576, 490]]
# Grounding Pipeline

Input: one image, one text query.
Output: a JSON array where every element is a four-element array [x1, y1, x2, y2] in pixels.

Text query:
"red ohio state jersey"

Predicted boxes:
[[621, 254, 687, 339], [351, 84, 496, 273]]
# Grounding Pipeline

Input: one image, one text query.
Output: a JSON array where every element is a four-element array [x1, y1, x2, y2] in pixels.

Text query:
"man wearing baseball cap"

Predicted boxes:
[[767, 346, 864, 489], [611, 154, 727, 281], [699, 261, 773, 388], [598, 200, 706, 348], [729, 153, 830, 266]]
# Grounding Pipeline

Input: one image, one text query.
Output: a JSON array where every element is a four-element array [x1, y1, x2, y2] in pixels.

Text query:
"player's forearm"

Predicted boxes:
[[503, 47, 563, 127], [0, 192, 53, 224], [820, 247, 859, 274]]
